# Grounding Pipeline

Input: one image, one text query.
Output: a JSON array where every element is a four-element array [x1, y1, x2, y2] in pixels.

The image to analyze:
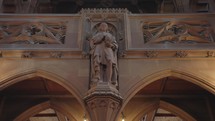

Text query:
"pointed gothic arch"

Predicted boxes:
[[122, 69, 215, 109], [0, 69, 88, 121], [14, 101, 77, 121], [133, 100, 196, 121], [118, 69, 215, 121], [0, 69, 84, 107]]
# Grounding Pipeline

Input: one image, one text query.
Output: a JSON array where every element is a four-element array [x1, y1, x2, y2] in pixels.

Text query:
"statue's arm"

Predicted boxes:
[[111, 37, 118, 50]]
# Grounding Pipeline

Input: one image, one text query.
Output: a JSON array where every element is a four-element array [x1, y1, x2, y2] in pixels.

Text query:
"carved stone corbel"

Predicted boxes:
[[84, 82, 122, 121]]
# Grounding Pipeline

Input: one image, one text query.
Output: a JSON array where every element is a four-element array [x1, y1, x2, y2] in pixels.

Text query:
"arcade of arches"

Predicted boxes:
[[0, 0, 215, 121]]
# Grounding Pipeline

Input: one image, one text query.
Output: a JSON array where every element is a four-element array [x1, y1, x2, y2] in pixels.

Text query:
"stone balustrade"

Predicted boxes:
[[0, 9, 214, 59]]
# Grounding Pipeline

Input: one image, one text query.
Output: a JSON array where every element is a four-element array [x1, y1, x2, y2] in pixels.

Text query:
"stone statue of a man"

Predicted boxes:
[[90, 22, 118, 86]]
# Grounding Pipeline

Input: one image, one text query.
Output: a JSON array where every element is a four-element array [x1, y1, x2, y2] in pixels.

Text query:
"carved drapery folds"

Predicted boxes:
[[81, 8, 127, 58], [82, 10, 124, 121], [0, 22, 66, 44], [81, 8, 128, 88], [142, 20, 214, 44]]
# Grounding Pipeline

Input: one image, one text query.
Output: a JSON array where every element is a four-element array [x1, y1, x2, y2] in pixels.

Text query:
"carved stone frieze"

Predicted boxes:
[[207, 51, 215, 57], [80, 8, 130, 14], [175, 51, 188, 58], [142, 20, 214, 44], [50, 52, 62, 58], [144, 51, 158, 58], [0, 22, 67, 44], [22, 51, 33, 58]]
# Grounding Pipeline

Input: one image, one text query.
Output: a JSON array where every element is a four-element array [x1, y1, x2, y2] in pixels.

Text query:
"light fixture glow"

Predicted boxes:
[[121, 112, 125, 121], [83, 113, 87, 121]]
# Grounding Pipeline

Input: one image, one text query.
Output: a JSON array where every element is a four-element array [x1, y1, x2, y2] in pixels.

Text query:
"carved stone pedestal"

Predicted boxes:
[[84, 82, 122, 121]]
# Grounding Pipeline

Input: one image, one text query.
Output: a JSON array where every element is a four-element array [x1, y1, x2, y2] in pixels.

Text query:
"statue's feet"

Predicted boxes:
[[111, 80, 117, 86], [92, 78, 99, 83]]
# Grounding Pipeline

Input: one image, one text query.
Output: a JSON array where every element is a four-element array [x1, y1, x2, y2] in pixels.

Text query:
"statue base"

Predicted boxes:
[[84, 82, 122, 121]]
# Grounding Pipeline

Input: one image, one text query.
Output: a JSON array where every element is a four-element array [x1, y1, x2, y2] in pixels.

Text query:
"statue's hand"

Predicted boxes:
[[106, 42, 114, 48]]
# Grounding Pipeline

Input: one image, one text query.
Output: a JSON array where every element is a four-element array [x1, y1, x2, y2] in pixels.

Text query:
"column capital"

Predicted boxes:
[[84, 82, 123, 121]]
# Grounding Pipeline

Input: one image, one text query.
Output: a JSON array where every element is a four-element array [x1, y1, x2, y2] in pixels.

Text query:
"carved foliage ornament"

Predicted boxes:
[[0, 22, 67, 44], [87, 98, 120, 111], [175, 51, 188, 58], [50, 52, 62, 58], [144, 51, 158, 58], [142, 20, 214, 44], [207, 51, 215, 57], [80, 8, 130, 14], [22, 51, 33, 58]]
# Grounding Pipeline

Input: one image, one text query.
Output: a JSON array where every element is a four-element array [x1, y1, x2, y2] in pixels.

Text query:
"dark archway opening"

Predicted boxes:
[[0, 77, 79, 121], [123, 76, 215, 121]]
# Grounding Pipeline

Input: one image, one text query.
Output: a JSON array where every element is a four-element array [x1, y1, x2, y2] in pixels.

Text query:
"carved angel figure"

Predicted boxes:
[[90, 22, 118, 86]]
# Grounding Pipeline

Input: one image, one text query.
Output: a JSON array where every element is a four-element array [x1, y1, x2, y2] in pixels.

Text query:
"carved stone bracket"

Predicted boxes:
[[84, 82, 122, 121]]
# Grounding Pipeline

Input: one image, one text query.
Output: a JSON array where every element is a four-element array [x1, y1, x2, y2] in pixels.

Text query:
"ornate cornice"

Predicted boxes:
[[0, 50, 215, 59], [79, 8, 130, 14], [123, 50, 215, 59]]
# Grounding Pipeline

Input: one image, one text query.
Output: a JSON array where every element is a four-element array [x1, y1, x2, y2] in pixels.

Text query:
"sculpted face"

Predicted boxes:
[[99, 23, 108, 32]]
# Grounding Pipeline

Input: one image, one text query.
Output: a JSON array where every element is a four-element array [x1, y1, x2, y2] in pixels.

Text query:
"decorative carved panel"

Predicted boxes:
[[0, 21, 66, 44], [142, 20, 214, 44]]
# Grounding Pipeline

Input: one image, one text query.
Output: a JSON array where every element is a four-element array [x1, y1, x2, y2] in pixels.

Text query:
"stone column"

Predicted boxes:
[[84, 82, 122, 121]]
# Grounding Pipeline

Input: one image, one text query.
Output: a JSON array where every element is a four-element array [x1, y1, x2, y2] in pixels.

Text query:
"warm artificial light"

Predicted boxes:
[[83, 113, 87, 121], [121, 112, 125, 121]]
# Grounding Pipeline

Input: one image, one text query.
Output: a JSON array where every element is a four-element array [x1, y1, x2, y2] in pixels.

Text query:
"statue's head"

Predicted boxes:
[[99, 22, 108, 32]]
